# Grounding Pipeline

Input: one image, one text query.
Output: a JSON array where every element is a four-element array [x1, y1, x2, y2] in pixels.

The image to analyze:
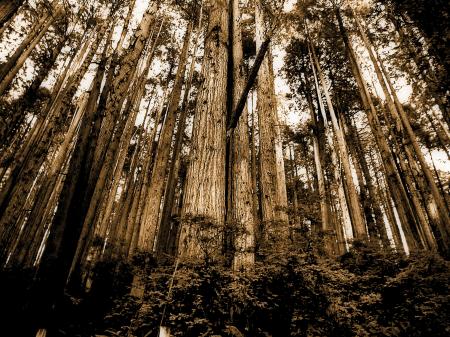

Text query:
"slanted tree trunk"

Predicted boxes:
[[288, 144, 301, 229], [158, 3, 204, 260], [0, 27, 104, 265], [309, 40, 367, 240], [0, 4, 63, 95], [144, 23, 192, 258], [347, 115, 389, 246], [31, 5, 156, 332], [335, 7, 419, 252], [7, 94, 88, 267], [0, 0, 23, 28], [302, 75, 330, 248], [353, 12, 449, 253], [31, 24, 111, 305], [68, 5, 158, 273]]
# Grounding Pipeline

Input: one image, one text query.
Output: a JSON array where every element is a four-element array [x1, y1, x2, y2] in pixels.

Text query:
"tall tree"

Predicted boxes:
[[228, 0, 256, 270], [178, 0, 228, 261], [255, 0, 289, 247]]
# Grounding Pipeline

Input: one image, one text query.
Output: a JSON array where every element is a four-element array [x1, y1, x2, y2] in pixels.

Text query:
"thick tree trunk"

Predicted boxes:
[[178, 0, 228, 261]]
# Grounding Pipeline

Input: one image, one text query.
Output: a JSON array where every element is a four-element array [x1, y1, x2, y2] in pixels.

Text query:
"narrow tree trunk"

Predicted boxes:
[[228, 0, 256, 270], [354, 13, 450, 253], [144, 23, 192, 258], [67, 5, 158, 274], [256, 0, 289, 249], [0, 27, 104, 264], [31, 6, 156, 331], [335, 7, 421, 251], [308, 40, 367, 240], [303, 78, 330, 245], [158, 3, 204, 260], [0, 0, 23, 29], [0, 5, 63, 95]]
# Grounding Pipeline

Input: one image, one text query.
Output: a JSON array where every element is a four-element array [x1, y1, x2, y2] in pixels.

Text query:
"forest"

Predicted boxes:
[[0, 0, 449, 336]]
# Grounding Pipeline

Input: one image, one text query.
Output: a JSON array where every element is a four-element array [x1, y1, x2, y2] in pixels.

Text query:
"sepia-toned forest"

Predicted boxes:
[[0, 0, 449, 336]]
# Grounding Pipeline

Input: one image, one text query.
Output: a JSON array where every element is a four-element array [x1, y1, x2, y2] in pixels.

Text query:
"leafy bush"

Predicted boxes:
[[3, 244, 448, 336], [99, 244, 450, 336]]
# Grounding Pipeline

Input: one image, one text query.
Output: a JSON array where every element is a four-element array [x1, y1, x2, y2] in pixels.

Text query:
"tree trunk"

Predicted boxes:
[[0, 0, 23, 29], [335, 8, 421, 251], [0, 4, 62, 95], [67, 5, 158, 273], [354, 13, 450, 253], [303, 77, 330, 247], [144, 23, 192, 258], [158, 3, 204, 260], [0, 27, 104, 264], [228, 0, 256, 270], [308, 40, 367, 240], [178, 0, 228, 261], [256, 0, 289, 248]]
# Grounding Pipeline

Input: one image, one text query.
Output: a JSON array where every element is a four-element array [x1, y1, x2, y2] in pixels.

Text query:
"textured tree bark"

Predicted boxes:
[[256, 0, 289, 249], [178, 0, 228, 261], [227, 0, 256, 271]]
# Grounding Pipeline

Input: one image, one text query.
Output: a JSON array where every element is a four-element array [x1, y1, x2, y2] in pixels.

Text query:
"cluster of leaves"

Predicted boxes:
[[97, 244, 449, 337], [2, 242, 448, 336]]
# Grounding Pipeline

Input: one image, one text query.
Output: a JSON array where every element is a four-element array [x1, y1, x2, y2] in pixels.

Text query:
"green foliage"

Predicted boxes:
[[1, 245, 448, 336], [98, 245, 450, 337]]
